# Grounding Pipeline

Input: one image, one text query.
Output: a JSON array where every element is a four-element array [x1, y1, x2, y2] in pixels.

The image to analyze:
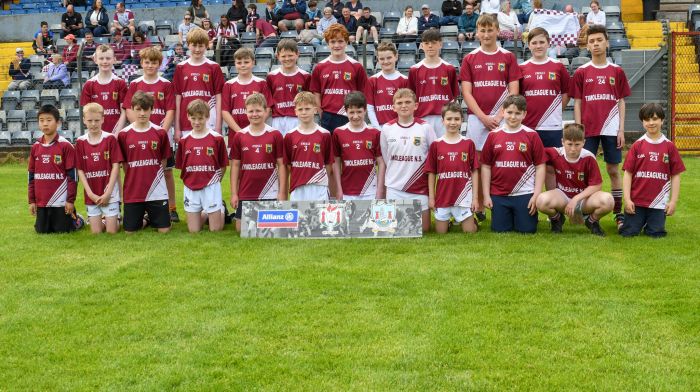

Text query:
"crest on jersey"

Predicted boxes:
[[548, 72, 556, 80], [578, 171, 585, 181], [296, 84, 303, 93], [498, 63, 505, 72], [518, 142, 527, 152], [343, 72, 351, 81], [151, 141, 158, 150], [366, 140, 372, 149], [313, 143, 321, 153], [462, 152, 468, 161], [203, 73, 210, 82], [206, 147, 214, 156], [663, 153, 669, 163], [104, 150, 110, 160], [266, 144, 273, 153], [440, 76, 448, 86], [413, 137, 421, 146], [112, 92, 118, 100], [157, 92, 164, 100], [609, 77, 615, 85], [54, 155, 62, 164]]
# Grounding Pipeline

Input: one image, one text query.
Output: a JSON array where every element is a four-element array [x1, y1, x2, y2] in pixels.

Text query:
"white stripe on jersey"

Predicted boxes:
[[207, 168, 223, 187], [46, 179, 68, 207], [360, 169, 377, 196], [490, 89, 510, 116], [454, 180, 473, 208], [510, 165, 536, 196], [308, 169, 328, 185], [145, 166, 168, 201], [536, 94, 563, 130], [260, 167, 279, 199], [649, 181, 671, 209], [600, 104, 620, 137]]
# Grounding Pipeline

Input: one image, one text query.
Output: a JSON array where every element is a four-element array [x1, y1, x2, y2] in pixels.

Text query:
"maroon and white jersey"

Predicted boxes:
[[545, 147, 602, 198], [230, 125, 285, 200], [80, 74, 127, 133], [570, 61, 631, 137], [175, 130, 228, 190], [284, 127, 334, 192], [266, 67, 311, 117], [309, 56, 369, 115], [481, 126, 546, 196], [75, 132, 124, 205], [117, 123, 172, 203], [425, 137, 479, 208], [460, 47, 522, 116], [331, 123, 382, 197], [222, 75, 273, 145], [366, 70, 408, 125], [519, 58, 571, 130], [123, 76, 176, 128], [173, 58, 225, 131], [623, 134, 685, 209], [380, 118, 436, 195], [408, 59, 459, 118], [28, 135, 77, 207]]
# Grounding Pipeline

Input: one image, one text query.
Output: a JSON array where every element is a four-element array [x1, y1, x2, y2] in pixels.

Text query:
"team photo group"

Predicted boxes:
[[28, 13, 685, 237]]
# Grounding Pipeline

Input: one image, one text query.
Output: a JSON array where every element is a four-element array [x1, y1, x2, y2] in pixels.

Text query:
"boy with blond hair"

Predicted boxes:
[[366, 42, 408, 130], [80, 44, 128, 133], [266, 39, 311, 135]]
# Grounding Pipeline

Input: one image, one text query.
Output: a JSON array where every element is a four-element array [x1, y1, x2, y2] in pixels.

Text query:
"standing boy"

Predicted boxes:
[[80, 44, 128, 133], [366, 42, 408, 130], [266, 39, 311, 135]]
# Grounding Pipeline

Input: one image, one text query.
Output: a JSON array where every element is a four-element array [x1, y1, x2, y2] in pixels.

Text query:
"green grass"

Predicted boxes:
[[1, 159, 699, 391]]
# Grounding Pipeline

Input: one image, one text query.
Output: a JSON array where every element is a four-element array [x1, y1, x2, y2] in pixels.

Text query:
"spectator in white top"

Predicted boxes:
[[111, 2, 135, 36], [178, 12, 196, 45], [480, 0, 500, 15], [395, 6, 418, 43], [497, 0, 521, 40], [586, 0, 605, 25]]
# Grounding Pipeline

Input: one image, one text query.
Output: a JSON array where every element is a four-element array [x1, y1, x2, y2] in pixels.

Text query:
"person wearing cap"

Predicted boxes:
[[8, 48, 32, 91], [61, 4, 84, 38], [84, 0, 110, 36], [111, 2, 136, 36], [417, 4, 439, 34], [62, 34, 79, 73], [396, 6, 418, 43], [43, 54, 70, 89]]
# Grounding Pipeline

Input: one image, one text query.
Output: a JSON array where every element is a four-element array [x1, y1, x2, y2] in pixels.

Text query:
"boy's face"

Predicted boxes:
[[83, 111, 104, 132], [235, 57, 254, 74], [189, 43, 207, 59], [642, 115, 663, 135], [328, 37, 348, 56], [85, 34, 94, 43], [362, 9, 370, 18], [442, 110, 462, 134], [503, 104, 525, 129], [188, 113, 208, 131], [95, 50, 115, 71], [38, 113, 59, 135], [420, 40, 442, 58], [562, 138, 584, 160], [175, 46, 184, 54], [295, 103, 317, 123], [586, 33, 608, 56], [132, 106, 153, 124], [277, 49, 299, 69], [141, 58, 161, 76], [346, 106, 366, 126], [476, 24, 498, 46], [246, 104, 267, 126], [528, 35, 549, 58], [377, 50, 397, 73], [393, 96, 417, 118]]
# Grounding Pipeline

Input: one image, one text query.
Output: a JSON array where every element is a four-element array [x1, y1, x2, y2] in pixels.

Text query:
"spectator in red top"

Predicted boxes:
[[111, 2, 135, 36], [125, 31, 150, 64], [62, 34, 79, 73], [110, 30, 128, 65], [202, 18, 217, 49], [256, 19, 278, 48]]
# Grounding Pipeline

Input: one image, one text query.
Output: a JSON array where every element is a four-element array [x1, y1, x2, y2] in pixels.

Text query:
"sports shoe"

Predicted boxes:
[[550, 214, 565, 233], [585, 218, 606, 237], [615, 213, 625, 231], [475, 211, 487, 222], [170, 209, 180, 223]]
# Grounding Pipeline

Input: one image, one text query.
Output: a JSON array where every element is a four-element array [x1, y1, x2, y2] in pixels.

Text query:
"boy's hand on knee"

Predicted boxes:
[[565, 199, 577, 217], [65, 202, 74, 215], [528, 195, 537, 216], [483, 196, 493, 209], [624, 200, 635, 214], [665, 201, 676, 216], [29, 203, 36, 216]]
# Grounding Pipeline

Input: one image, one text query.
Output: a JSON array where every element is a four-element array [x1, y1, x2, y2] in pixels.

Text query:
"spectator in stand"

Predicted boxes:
[[189, 0, 210, 27], [512, 0, 532, 24], [256, 19, 279, 47], [82, 31, 97, 73], [8, 48, 32, 91], [33, 21, 54, 55], [202, 19, 217, 49], [126, 32, 150, 64], [356, 7, 379, 44], [564, 4, 575, 13], [417, 5, 440, 33], [497, 0, 522, 40], [264, 0, 280, 25], [525, 0, 543, 32], [316, 7, 337, 40], [338, 7, 358, 42], [396, 6, 418, 43], [110, 30, 128, 65], [227, 0, 248, 33], [326, 0, 344, 19], [111, 2, 136, 36], [305, 1, 322, 29], [84, 0, 109, 37], [61, 5, 84, 38], [217, 15, 239, 66], [345, 0, 362, 19], [441, 0, 463, 26], [63, 0, 86, 6], [163, 43, 187, 80], [480, 0, 500, 15], [278, 0, 307, 32], [178, 12, 197, 45], [43, 54, 70, 89], [246, 4, 260, 32], [458, 4, 478, 42], [62, 34, 79, 73], [586, 0, 605, 25], [577, 13, 589, 49]]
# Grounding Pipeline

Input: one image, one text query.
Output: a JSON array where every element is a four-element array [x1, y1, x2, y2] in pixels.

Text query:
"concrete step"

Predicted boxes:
[[656, 10, 691, 20]]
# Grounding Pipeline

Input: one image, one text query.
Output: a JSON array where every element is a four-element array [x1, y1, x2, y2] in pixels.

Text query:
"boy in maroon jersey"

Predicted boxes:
[[222, 47, 273, 147], [267, 39, 311, 135], [481, 95, 546, 233], [310, 24, 369, 133], [620, 104, 685, 238], [285, 91, 335, 201], [366, 42, 408, 130], [230, 93, 287, 232], [176, 100, 228, 233], [409, 28, 459, 138], [123, 46, 180, 223], [76, 103, 124, 234], [331, 91, 385, 200], [535, 123, 614, 236], [28, 105, 78, 234], [80, 45, 127, 133], [425, 102, 480, 233], [118, 92, 172, 233], [174, 28, 225, 142], [570, 24, 631, 229]]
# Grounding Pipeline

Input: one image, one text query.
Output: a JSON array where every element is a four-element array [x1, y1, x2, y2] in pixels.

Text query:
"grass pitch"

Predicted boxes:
[[1, 160, 699, 390]]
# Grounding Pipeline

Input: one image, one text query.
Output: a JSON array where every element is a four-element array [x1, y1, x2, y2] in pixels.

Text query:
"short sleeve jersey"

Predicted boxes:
[[408, 59, 459, 118], [545, 147, 602, 198], [80, 74, 128, 133], [173, 58, 225, 132], [117, 123, 172, 203], [230, 125, 285, 200], [221, 75, 273, 144], [266, 67, 311, 118], [123, 76, 176, 128], [622, 134, 686, 209], [175, 130, 228, 190], [424, 137, 480, 208], [570, 61, 631, 137], [284, 127, 334, 191], [28, 135, 77, 207], [309, 56, 369, 115], [380, 118, 437, 195], [460, 47, 522, 116], [481, 126, 546, 196], [519, 58, 571, 130], [366, 70, 408, 125], [331, 123, 382, 197], [75, 132, 124, 205]]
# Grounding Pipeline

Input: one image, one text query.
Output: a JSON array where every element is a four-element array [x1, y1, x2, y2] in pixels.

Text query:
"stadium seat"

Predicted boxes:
[[50, 23, 62, 36], [94, 37, 109, 45], [25, 109, 38, 134], [255, 47, 275, 60], [21, 90, 40, 111], [603, 5, 621, 19], [0, 130, 10, 145], [0, 110, 5, 125], [607, 21, 625, 37], [67, 120, 82, 135], [59, 89, 78, 109], [442, 41, 460, 62], [379, 28, 394, 41], [461, 40, 479, 54], [256, 57, 272, 71], [2, 91, 20, 111], [298, 45, 314, 58], [280, 31, 298, 40], [691, 5, 700, 24], [397, 59, 413, 73], [345, 46, 357, 57], [66, 108, 81, 121], [398, 42, 417, 54], [163, 35, 179, 47], [11, 131, 32, 145], [609, 38, 631, 52], [371, 11, 383, 26], [253, 64, 270, 78], [7, 110, 27, 133], [139, 20, 156, 35], [29, 55, 44, 68], [58, 129, 74, 142], [570, 56, 589, 74], [299, 63, 312, 73], [40, 90, 59, 107], [156, 20, 174, 36], [440, 25, 459, 41], [240, 32, 256, 45], [383, 10, 400, 31], [316, 45, 331, 60]]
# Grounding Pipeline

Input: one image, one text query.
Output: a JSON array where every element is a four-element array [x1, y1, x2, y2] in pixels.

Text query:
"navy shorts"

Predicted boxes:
[[123, 200, 171, 231], [320, 112, 348, 133], [491, 194, 538, 233], [536, 130, 563, 148], [619, 206, 667, 238], [584, 135, 621, 164], [165, 155, 175, 169], [35, 206, 74, 234]]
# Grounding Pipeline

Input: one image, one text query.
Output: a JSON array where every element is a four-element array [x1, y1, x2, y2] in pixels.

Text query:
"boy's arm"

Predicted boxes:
[[375, 156, 386, 199], [276, 158, 287, 200], [427, 172, 436, 210], [215, 93, 222, 132], [313, 92, 322, 114], [367, 105, 380, 129], [623, 170, 634, 214], [325, 163, 336, 198], [573, 99, 581, 124], [617, 98, 625, 149], [666, 174, 681, 216], [481, 164, 492, 208], [28, 148, 36, 215], [332, 157, 343, 200], [221, 111, 241, 133], [471, 169, 480, 212], [461, 81, 499, 130], [286, 164, 292, 198], [162, 110, 175, 132], [230, 159, 241, 208], [114, 109, 127, 133], [174, 95, 182, 141], [77, 169, 98, 204], [528, 163, 546, 215], [100, 162, 121, 206], [561, 93, 570, 110]]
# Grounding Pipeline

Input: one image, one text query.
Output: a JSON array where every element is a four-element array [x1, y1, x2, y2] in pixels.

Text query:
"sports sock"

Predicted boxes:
[[611, 189, 622, 215], [551, 212, 561, 221], [587, 214, 598, 223]]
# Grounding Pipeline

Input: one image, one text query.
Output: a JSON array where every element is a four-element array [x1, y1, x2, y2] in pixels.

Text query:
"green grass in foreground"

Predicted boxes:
[[0, 160, 699, 390]]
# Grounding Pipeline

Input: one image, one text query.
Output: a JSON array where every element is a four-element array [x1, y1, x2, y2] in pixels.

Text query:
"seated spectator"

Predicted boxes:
[[245, 4, 260, 32], [317, 6, 337, 37], [81, 31, 97, 73], [497, 0, 521, 40], [217, 15, 239, 66], [458, 4, 478, 42], [112, 2, 138, 36], [525, 0, 543, 32], [326, 0, 344, 19], [110, 30, 128, 65], [441, 0, 463, 26], [63, 0, 86, 6], [256, 19, 278, 48], [227, 0, 248, 33], [162, 43, 187, 80], [417, 5, 440, 33], [345, 0, 362, 19], [305, 0, 322, 30], [264, 0, 280, 25], [480, 0, 500, 15], [62, 34, 79, 73], [8, 48, 32, 91], [189, 0, 210, 27], [126, 32, 150, 64], [396, 6, 418, 43], [277, 0, 307, 33], [586, 0, 605, 25], [33, 21, 55, 55], [84, 0, 109, 37], [202, 19, 217, 49], [43, 54, 70, 89], [512, 0, 532, 24], [338, 7, 358, 42], [564, 4, 575, 13], [356, 7, 379, 43], [61, 5, 84, 38], [178, 13, 197, 45], [577, 13, 589, 49]]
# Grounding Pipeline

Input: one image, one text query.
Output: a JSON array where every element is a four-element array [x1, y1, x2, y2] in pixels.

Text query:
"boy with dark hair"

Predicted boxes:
[[80, 44, 128, 133], [366, 42, 408, 130], [267, 39, 311, 135], [356, 7, 379, 43], [28, 105, 78, 234]]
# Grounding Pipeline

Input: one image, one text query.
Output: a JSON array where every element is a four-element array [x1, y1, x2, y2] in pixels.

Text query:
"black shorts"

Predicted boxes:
[[320, 112, 348, 134], [536, 129, 563, 148], [35, 206, 74, 234], [123, 200, 171, 231], [234, 199, 275, 220], [584, 135, 621, 164], [165, 155, 175, 169]]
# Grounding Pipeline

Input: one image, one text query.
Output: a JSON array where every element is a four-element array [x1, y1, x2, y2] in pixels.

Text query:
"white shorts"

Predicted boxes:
[[467, 114, 503, 151], [183, 182, 223, 213], [290, 184, 329, 201], [434, 206, 473, 222], [86, 201, 120, 218], [386, 187, 429, 211], [343, 193, 374, 201], [271, 116, 299, 136], [422, 115, 446, 139]]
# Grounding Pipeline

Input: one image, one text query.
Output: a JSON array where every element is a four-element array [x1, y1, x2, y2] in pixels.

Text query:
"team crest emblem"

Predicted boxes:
[[319, 203, 344, 235], [151, 141, 158, 150], [103, 150, 110, 160], [413, 137, 421, 146], [663, 153, 669, 163], [548, 72, 556, 80], [518, 142, 527, 152], [313, 143, 321, 153], [578, 172, 585, 181], [440, 76, 448, 86], [343, 72, 351, 81], [462, 152, 468, 161], [203, 74, 210, 82], [206, 147, 214, 156], [369, 201, 398, 233], [265, 144, 273, 153], [498, 63, 505, 71], [112, 92, 118, 100], [366, 140, 372, 149], [54, 155, 62, 164], [296, 84, 303, 93], [609, 77, 616, 85], [157, 92, 164, 100]]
